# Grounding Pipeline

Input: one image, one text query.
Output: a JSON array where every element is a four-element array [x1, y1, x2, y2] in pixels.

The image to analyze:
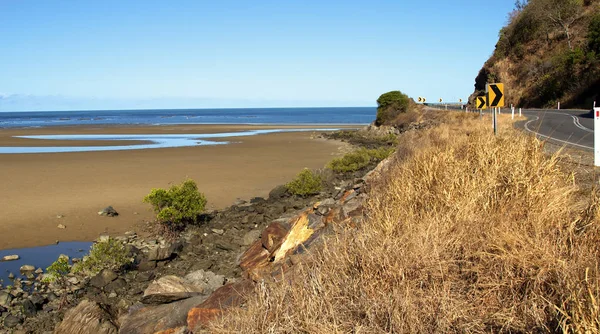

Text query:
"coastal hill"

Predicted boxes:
[[470, 0, 600, 108]]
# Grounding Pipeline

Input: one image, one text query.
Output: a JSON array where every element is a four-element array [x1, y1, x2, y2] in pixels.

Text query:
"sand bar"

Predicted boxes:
[[0, 124, 358, 249]]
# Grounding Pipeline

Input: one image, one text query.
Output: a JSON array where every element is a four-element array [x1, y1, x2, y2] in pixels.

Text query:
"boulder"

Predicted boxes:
[[241, 230, 261, 246], [187, 279, 254, 331], [142, 276, 204, 304], [105, 278, 127, 292], [1, 254, 19, 261], [147, 241, 182, 261], [261, 222, 289, 253], [0, 291, 13, 307], [3, 314, 22, 329], [118, 295, 207, 334], [21, 299, 37, 317], [20, 264, 35, 272], [54, 299, 117, 334], [90, 269, 118, 288], [184, 270, 225, 294], [268, 185, 289, 200], [98, 206, 119, 217]]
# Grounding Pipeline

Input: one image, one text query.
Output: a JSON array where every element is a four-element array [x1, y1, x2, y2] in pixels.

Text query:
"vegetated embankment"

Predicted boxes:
[[210, 113, 600, 333]]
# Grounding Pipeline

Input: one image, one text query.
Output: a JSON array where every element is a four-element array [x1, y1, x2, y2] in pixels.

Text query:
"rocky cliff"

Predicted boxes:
[[470, 0, 600, 108]]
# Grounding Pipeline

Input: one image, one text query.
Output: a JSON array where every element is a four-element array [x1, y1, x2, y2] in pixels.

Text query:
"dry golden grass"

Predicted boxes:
[[210, 114, 600, 333]]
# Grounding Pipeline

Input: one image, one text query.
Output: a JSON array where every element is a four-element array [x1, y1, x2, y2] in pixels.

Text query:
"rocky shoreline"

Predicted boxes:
[[0, 127, 400, 334]]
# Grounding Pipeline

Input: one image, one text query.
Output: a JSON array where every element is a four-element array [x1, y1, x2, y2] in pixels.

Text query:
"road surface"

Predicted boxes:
[[518, 109, 593, 150]]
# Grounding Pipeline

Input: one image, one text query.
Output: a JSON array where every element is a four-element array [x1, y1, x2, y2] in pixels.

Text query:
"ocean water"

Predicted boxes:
[[0, 107, 375, 128]]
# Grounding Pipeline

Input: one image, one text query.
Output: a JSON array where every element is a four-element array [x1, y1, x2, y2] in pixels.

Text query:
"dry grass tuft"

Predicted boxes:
[[210, 115, 600, 333]]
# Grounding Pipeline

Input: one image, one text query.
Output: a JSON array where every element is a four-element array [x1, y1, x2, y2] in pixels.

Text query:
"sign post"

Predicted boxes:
[[595, 108, 600, 167], [486, 83, 505, 135]]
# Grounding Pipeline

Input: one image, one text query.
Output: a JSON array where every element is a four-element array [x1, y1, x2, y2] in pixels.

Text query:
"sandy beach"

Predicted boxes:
[[0, 124, 356, 249]]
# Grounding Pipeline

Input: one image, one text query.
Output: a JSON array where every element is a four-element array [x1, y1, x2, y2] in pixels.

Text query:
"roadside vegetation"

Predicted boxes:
[[72, 238, 133, 276], [211, 113, 600, 333], [473, 0, 600, 108], [326, 147, 394, 173]]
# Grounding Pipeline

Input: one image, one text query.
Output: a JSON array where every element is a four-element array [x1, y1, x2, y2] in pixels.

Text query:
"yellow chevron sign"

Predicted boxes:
[[476, 96, 487, 109], [486, 83, 505, 107]]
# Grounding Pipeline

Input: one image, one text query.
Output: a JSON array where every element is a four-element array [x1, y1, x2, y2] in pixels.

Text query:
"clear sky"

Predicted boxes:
[[0, 0, 515, 111]]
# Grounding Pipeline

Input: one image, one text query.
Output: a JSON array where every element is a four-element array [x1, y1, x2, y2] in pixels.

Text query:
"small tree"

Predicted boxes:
[[144, 179, 207, 230], [286, 169, 322, 197], [375, 91, 411, 126], [532, 0, 583, 50], [588, 14, 600, 54]]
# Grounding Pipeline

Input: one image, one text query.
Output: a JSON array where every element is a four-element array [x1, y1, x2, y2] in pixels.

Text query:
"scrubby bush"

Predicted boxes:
[[43, 256, 71, 283], [327, 147, 394, 173], [375, 91, 411, 126], [588, 13, 600, 54], [144, 179, 207, 230], [72, 238, 133, 276], [286, 169, 322, 197]]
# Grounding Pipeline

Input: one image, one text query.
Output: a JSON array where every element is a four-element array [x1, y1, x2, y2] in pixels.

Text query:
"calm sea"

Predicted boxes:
[[0, 107, 376, 128]]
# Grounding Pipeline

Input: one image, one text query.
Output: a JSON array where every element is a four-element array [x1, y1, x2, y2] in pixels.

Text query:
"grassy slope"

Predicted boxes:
[[210, 113, 600, 333], [470, 1, 600, 109]]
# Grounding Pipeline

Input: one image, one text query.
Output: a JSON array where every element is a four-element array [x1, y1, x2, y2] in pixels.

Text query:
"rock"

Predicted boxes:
[[3, 314, 22, 329], [54, 299, 118, 334], [184, 270, 225, 294], [90, 269, 118, 288], [211, 229, 225, 235], [241, 230, 261, 246], [142, 275, 204, 304], [8, 272, 15, 279], [98, 206, 119, 217], [187, 280, 254, 331], [250, 196, 265, 204], [108, 292, 117, 298], [233, 198, 246, 206], [0, 291, 13, 306], [57, 214, 64, 218], [21, 299, 37, 317], [147, 241, 182, 261], [342, 197, 364, 219], [1, 254, 19, 261], [118, 295, 207, 334], [136, 271, 155, 282], [153, 327, 188, 334], [30, 293, 46, 308], [58, 254, 70, 261], [35, 268, 43, 274], [67, 277, 80, 285], [57, 224, 66, 229], [137, 259, 157, 271], [20, 264, 35, 272], [261, 222, 289, 253], [269, 185, 289, 200], [105, 278, 127, 292]]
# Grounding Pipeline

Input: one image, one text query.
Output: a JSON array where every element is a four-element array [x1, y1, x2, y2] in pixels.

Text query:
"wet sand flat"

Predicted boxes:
[[0, 124, 357, 249]]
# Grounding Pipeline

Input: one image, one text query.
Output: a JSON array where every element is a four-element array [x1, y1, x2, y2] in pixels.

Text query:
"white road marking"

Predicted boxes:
[[524, 116, 593, 150]]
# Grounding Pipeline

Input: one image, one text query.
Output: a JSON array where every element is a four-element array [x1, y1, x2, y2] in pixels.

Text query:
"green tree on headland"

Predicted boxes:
[[375, 90, 411, 126]]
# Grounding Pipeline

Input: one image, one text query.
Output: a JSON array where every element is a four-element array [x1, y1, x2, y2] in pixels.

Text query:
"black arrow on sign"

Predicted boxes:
[[477, 97, 485, 109], [490, 84, 503, 106]]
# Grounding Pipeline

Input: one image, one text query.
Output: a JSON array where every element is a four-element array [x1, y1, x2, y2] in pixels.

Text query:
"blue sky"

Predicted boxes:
[[0, 0, 515, 111]]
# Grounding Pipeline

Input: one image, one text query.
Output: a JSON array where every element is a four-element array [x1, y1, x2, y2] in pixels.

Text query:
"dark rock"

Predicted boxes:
[[250, 196, 265, 204], [147, 241, 183, 261], [241, 230, 261, 246], [90, 269, 118, 288], [22, 299, 37, 317], [54, 299, 117, 334], [137, 259, 157, 271], [3, 314, 22, 328], [46, 292, 58, 302], [215, 242, 235, 251], [105, 278, 127, 292], [98, 206, 119, 217], [29, 293, 46, 308], [269, 185, 289, 200], [118, 295, 207, 334], [0, 305, 6, 314], [136, 271, 155, 282]]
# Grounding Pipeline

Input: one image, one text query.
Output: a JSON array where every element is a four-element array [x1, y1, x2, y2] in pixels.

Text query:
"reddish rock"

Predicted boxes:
[[340, 189, 356, 203], [238, 239, 269, 277], [153, 327, 188, 334], [260, 222, 289, 253], [187, 280, 254, 331]]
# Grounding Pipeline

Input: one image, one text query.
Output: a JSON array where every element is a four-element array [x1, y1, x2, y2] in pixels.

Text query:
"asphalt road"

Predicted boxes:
[[518, 109, 594, 150]]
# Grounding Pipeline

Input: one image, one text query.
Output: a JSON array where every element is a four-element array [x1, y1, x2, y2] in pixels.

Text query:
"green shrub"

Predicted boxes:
[[375, 91, 411, 126], [72, 238, 133, 276], [588, 13, 600, 54], [144, 179, 207, 230], [43, 256, 71, 283], [327, 147, 394, 173], [286, 169, 322, 197]]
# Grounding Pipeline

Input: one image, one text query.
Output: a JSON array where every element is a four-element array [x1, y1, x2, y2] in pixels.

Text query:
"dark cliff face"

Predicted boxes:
[[471, 1, 600, 109]]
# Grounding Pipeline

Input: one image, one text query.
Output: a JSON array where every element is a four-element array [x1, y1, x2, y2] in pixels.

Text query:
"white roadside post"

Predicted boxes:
[[511, 106, 515, 120], [519, 108, 522, 117], [596, 107, 600, 167], [558, 101, 561, 110]]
